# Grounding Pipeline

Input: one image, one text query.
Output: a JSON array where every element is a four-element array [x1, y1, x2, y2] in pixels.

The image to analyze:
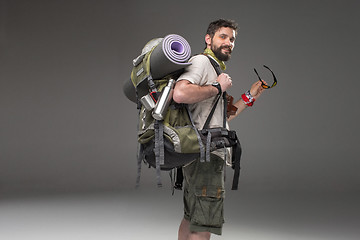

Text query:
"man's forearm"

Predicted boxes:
[[227, 98, 247, 121], [173, 80, 219, 104]]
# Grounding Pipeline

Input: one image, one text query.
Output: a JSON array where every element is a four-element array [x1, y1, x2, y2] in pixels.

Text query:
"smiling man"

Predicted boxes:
[[173, 19, 265, 240]]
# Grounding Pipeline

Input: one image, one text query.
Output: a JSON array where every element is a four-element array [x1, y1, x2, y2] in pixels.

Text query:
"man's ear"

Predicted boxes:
[[205, 34, 211, 46]]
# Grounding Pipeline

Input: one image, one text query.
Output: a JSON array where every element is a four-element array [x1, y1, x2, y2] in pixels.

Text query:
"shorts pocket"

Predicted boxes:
[[192, 186, 225, 227]]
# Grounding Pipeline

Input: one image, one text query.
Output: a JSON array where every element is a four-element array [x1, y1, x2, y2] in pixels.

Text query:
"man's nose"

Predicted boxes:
[[224, 38, 233, 48], [224, 38, 231, 45]]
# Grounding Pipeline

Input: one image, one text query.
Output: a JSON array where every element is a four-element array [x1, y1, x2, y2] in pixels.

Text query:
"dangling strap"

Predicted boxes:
[[135, 107, 143, 188], [170, 167, 184, 195], [154, 120, 164, 187], [231, 134, 242, 190], [158, 122, 165, 166], [223, 92, 227, 128], [222, 92, 229, 162], [205, 131, 212, 163], [135, 143, 143, 188], [170, 168, 176, 195], [171, 167, 184, 195], [174, 167, 183, 190]]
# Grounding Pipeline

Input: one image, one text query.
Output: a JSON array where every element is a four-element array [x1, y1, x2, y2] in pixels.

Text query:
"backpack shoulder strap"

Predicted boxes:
[[206, 55, 222, 75], [202, 55, 227, 130]]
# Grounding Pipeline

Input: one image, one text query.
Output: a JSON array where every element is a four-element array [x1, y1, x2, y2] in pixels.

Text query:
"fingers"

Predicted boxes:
[[250, 81, 266, 97], [224, 74, 232, 85], [217, 73, 233, 91]]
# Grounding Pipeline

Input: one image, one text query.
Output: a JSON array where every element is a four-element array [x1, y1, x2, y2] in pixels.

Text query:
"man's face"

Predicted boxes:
[[206, 27, 236, 61]]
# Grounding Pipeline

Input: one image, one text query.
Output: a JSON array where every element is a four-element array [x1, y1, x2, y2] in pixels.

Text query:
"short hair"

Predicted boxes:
[[206, 18, 238, 38]]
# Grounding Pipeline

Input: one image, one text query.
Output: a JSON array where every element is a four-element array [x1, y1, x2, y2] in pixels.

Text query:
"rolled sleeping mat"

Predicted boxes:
[[123, 34, 192, 103], [123, 38, 163, 104], [150, 34, 192, 80], [123, 78, 137, 103]]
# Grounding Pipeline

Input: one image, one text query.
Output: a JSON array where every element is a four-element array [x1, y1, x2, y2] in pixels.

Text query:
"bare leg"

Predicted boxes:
[[178, 218, 211, 240], [178, 218, 190, 240], [189, 231, 211, 240]]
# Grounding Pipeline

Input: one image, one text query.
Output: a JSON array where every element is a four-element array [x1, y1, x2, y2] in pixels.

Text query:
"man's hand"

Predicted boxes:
[[250, 80, 265, 99], [217, 73, 233, 92]]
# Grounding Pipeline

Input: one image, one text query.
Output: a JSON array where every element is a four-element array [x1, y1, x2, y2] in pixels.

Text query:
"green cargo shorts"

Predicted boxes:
[[182, 154, 225, 235]]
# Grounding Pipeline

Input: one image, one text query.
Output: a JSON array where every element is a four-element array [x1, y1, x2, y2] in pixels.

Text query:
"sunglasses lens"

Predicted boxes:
[[255, 66, 277, 89]]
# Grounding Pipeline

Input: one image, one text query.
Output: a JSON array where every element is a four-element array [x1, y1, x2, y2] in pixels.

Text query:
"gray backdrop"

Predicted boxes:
[[1, 0, 359, 196]]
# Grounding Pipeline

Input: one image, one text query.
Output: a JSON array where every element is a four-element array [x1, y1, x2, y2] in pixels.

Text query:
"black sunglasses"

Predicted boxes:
[[254, 65, 277, 89]]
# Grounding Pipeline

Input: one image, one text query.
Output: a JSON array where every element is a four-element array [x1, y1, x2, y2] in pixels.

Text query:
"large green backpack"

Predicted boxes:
[[129, 37, 242, 190]]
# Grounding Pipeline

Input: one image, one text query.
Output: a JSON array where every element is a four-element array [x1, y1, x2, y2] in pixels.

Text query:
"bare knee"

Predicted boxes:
[[189, 231, 211, 240]]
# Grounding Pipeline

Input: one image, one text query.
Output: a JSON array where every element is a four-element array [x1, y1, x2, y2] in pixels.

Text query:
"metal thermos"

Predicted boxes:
[[140, 93, 156, 111], [152, 79, 175, 120]]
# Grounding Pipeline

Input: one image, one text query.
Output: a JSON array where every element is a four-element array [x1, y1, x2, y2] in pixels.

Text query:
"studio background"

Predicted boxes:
[[1, 0, 359, 239]]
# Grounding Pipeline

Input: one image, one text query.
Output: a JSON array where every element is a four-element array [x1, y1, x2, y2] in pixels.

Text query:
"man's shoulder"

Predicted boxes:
[[177, 54, 211, 83], [188, 54, 212, 68], [190, 54, 210, 62]]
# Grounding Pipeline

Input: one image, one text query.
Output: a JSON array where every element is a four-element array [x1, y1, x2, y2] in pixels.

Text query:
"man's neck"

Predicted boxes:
[[203, 48, 226, 71]]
